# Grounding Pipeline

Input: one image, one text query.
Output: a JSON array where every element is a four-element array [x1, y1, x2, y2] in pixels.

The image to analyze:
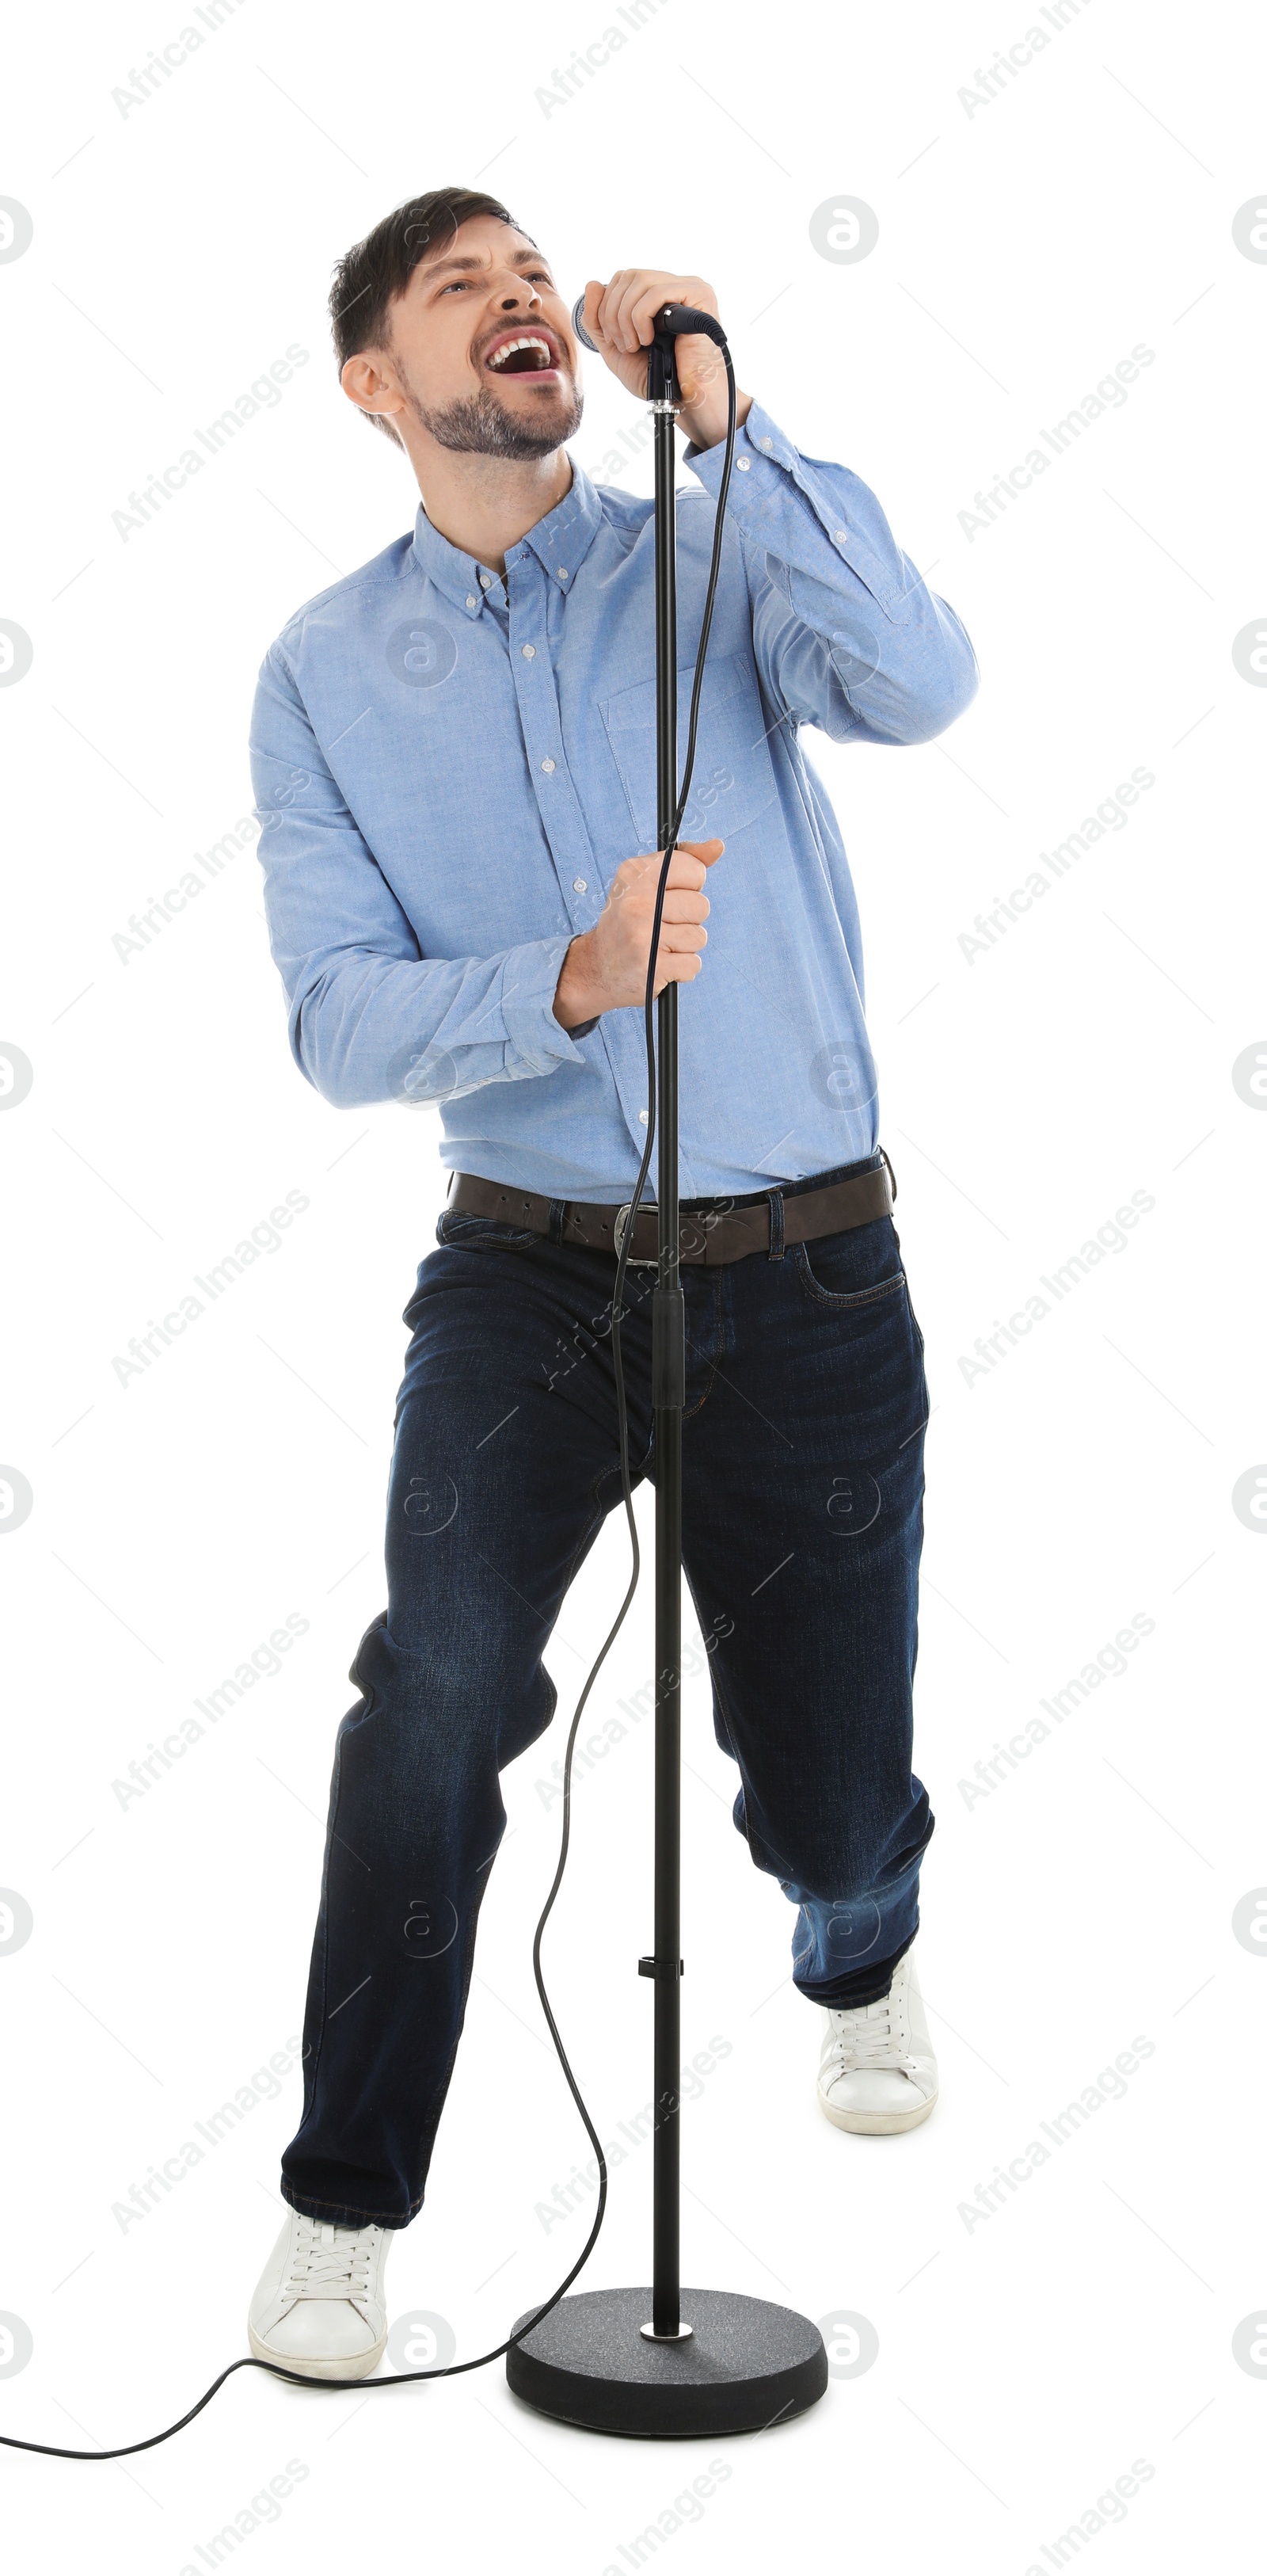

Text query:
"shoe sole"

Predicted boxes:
[[817, 2088, 938, 2136], [247, 2320, 387, 2382]]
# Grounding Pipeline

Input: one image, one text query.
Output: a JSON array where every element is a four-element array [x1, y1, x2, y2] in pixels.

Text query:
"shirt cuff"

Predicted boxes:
[[683, 395, 790, 476], [500, 935, 594, 1074]]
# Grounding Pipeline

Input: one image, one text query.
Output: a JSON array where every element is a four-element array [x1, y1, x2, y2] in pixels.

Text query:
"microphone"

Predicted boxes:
[[571, 294, 728, 354]]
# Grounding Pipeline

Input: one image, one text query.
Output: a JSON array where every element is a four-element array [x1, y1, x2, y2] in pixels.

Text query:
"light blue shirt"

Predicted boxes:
[[249, 400, 977, 1200]]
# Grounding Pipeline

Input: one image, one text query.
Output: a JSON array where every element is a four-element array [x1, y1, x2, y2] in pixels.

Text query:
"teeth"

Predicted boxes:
[[486, 336, 553, 369]]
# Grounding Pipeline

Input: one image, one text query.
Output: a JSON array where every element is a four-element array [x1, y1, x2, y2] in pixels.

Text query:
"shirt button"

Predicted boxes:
[[833, 528, 847, 542], [521, 643, 536, 658], [540, 756, 556, 773], [638, 1109, 649, 1124], [573, 877, 587, 892], [465, 593, 478, 608], [557, 568, 569, 581], [479, 574, 492, 589], [736, 456, 750, 471], [759, 436, 772, 451]]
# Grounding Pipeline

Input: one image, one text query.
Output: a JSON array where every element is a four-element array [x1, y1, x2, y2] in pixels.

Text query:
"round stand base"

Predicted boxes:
[[506, 2288, 828, 2438]]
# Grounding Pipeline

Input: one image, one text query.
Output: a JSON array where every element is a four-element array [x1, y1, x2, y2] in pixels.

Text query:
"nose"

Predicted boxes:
[[497, 282, 541, 310]]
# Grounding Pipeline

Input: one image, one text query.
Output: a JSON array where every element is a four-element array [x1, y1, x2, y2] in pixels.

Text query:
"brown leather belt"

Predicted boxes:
[[449, 1155, 895, 1266]]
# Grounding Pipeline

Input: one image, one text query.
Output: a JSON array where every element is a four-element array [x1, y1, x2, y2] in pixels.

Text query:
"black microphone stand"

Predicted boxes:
[[507, 309, 828, 2438]]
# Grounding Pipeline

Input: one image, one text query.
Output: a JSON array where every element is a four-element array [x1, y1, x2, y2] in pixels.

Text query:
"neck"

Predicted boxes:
[[405, 438, 574, 577]]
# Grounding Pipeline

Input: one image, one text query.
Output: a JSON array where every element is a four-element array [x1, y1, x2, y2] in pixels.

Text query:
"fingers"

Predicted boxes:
[[618, 885, 708, 930], [613, 840, 723, 901], [580, 280, 606, 348], [647, 838, 725, 889], [605, 270, 653, 352], [587, 276, 630, 351], [585, 279, 644, 353], [617, 280, 665, 352], [602, 834, 721, 1004], [614, 881, 707, 937], [652, 946, 705, 992], [594, 273, 716, 353], [660, 838, 723, 896]]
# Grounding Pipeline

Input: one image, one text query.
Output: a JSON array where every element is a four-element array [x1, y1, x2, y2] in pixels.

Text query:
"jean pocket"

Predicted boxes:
[[435, 1209, 540, 1254], [793, 1221, 907, 1311]]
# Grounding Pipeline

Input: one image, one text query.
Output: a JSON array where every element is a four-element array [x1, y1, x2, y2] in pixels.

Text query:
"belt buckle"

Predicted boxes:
[[614, 1202, 659, 1267]]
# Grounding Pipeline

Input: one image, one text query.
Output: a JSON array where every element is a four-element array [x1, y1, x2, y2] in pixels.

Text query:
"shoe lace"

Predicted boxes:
[[824, 1988, 912, 2072], [283, 2217, 381, 2302]]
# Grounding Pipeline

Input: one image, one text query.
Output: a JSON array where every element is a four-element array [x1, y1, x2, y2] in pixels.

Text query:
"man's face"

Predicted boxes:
[[376, 215, 583, 459]]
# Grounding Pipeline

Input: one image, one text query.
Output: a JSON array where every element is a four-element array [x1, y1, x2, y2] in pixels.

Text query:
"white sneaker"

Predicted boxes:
[[816, 1945, 938, 2135], [248, 2211, 392, 2381]]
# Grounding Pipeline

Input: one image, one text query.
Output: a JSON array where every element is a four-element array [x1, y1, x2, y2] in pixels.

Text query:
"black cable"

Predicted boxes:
[[0, 337, 738, 2465], [618, 341, 738, 1285]]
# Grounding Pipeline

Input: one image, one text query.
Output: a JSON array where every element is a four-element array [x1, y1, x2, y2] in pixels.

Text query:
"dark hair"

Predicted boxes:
[[329, 186, 534, 446]]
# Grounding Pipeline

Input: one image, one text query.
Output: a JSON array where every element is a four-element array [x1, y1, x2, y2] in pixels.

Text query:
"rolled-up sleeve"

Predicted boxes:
[[686, 400, 979, 748], [249, 642, 589, 1109]]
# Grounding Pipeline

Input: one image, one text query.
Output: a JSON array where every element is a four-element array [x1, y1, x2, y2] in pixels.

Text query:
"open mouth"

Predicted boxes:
[[482, 328, 563, 379]]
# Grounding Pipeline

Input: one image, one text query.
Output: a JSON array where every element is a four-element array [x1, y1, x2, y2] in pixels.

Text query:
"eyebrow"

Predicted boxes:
[[421, 250, 552, 282]]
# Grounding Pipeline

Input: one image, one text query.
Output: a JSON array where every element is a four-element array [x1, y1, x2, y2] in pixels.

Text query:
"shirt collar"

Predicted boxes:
[[409, 455, 604, 619]]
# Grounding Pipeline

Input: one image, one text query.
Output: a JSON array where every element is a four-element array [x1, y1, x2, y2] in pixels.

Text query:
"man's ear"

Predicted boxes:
[[340, 351, 406, 430]]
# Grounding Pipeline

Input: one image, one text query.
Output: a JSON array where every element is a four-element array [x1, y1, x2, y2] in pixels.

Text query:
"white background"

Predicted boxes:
[[1, 0, 1265, 2566]]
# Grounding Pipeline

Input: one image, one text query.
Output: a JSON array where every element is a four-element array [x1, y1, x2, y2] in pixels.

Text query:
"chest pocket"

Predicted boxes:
[[598, 650, 778, 848]]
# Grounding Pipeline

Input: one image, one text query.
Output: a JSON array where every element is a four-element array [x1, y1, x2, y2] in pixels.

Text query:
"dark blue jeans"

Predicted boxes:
[[281, 1153, 932, 2229]]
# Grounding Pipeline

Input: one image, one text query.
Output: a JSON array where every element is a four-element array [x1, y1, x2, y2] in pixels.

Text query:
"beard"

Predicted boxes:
[[407, 375, 584, 461]]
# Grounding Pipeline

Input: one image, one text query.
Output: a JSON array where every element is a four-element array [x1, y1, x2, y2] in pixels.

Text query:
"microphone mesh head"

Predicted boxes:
[[571, 294, 598, 353]]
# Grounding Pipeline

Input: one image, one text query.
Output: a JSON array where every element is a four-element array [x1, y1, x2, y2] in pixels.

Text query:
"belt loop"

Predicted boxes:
[[548, 1197, 569, 1246], [878, 1146, 897, 1206], [766, 1187, 786, 1261]]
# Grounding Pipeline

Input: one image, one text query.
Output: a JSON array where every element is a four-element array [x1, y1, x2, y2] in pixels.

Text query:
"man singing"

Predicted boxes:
[[246, 185, 978, 2380]]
